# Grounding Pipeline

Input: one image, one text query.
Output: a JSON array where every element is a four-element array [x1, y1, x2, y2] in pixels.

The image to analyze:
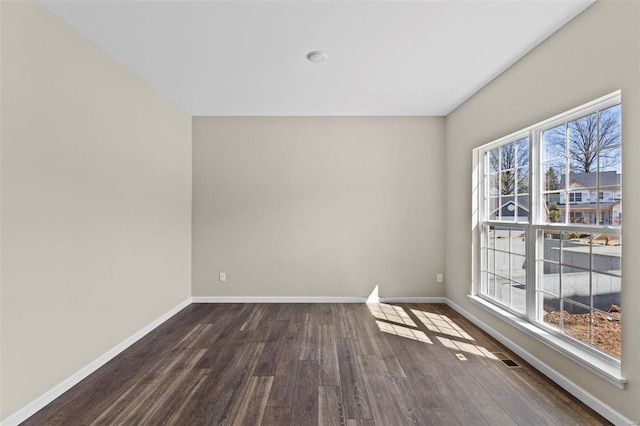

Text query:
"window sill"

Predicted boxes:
[[468, 295, 626, 389]]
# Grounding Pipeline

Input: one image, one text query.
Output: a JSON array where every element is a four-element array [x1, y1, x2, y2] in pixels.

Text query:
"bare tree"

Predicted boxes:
[[544, 107, 621, 173], [490, 139, 528, 195]]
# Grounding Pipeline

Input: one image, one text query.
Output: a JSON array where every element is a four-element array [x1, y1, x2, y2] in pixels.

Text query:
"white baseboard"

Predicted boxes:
[[380, 296, 447, 304], [191, 296, 446, 304], [192, 296, 367, 303], [0, 298, 192, 426], [445, 298, 637, 426]]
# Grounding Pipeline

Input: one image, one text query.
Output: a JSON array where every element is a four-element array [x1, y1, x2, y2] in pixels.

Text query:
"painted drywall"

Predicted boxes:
[[193, 117, 445, 299], [0, 2, 192, 420], [445, 0, 640, 422]]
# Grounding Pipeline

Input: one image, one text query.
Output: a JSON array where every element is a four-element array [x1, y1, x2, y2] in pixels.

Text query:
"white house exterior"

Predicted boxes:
[[558, 171, 621, 224]]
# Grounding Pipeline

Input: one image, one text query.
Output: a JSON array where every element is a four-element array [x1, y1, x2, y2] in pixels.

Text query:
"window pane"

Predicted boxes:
[[487, 227, 496, 249], [495, 276, 510, 305], [568, 113, 598, 158], [510, 228, 526, 256], [495, 249, 509, 278], [541, 231, 561, 262], [499, 196, 516, 222], [541, 296, 563, 330], [591, 234, 621, 276], [592, 307, 621, 359], [517, 167, 529, 194], [598, 104, 621, 149], [489, 173, 499, 196], [489, 149, 499, 173], [570, 153, 598, 176], [511, 254, 526, 283], [561, 302, 592, 347], [500, 143, 517, 171], [544, 160, 565, 191], [560, 265, 590, 305], [487, 249, 495, 273], [543, 193, 563, 223], [592, 272, 621, 311], [561, 234, 591, 270], [599, 146, 622, 174], [542, 124, 565, 161], [516, 138, 529, 166], [487, 274, 497, 298], [540, 262, 560, 296], [488, 197, 499, 221], [511, 282, 526, 313], [501, 170, 515, 195]]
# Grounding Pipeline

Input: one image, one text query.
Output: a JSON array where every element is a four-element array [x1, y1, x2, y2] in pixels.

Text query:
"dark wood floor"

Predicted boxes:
[[24, 303, 609, 425]]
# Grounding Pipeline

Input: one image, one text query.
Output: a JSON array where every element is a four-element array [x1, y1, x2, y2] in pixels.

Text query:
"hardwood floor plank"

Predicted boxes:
[[336, 338, 373, 420], [393, 348, 451, 409], [495, 363, 585, 425], [173, 323, 217, 350], [494, 394, 547, 426], [254, 320, 289, 376], [404, 340, 489, 425], [291, 359, 319, 426], [266, 331, 302, 407], [299, 314, 319, 360], [230, 376, 273, 426], [319, 385, 347, 426], [345, 420, 375, 426], [364, 318, 407, 378], [356, 354, 405, 425], [201, 342, 265, 425], [347, 310, 377, 355], [164, 368, 211, 425], [319, 325, 341, 385], [444, 364, 517, 425], [261, 406, 292, 426], [386, 375, 433, 425], [512, 368, 605, 425]]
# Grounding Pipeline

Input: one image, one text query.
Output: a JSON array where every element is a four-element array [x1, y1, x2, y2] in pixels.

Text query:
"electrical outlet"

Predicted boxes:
[[219, 272, 226, 282], [437, 273, 443, 283]]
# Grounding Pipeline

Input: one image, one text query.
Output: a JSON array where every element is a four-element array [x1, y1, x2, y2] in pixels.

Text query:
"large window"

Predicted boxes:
[[477, 92, 622, 364]]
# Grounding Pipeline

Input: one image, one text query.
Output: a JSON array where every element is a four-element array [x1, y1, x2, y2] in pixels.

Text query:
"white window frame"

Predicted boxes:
[[472, 91, 625, 388]]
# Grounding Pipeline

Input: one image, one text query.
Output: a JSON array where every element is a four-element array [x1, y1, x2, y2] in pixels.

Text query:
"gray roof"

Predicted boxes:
[[559, 171, 620, 189]]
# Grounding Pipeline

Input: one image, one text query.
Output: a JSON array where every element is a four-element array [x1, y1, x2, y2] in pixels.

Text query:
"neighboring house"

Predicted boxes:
[[558, 171, 621, 224], [491, 199, 529, 222]]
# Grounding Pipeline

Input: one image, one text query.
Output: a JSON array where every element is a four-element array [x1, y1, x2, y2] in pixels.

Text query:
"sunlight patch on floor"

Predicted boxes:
[[411, 310, 474, 341], [376, 320, 432, 343], [368, 303, 417, 327], [436, 336, 498, 359]]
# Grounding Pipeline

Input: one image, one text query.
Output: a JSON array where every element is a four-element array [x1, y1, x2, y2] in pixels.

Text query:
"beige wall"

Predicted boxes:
[[445, 0, 640, 422], [192, 117, 445, 299], [0, 2, 192, 420]]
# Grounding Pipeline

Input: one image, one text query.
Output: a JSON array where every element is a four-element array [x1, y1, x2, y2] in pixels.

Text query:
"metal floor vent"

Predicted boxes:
[[492, 352, 520, 368], [501, 359, 519, 367]]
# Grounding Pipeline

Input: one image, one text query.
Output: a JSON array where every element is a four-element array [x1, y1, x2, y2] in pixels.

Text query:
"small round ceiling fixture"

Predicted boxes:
[[306, 51, 327, 64]]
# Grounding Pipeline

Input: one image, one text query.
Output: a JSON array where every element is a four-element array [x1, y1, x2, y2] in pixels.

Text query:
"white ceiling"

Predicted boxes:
[[41, 1, 594, 116]]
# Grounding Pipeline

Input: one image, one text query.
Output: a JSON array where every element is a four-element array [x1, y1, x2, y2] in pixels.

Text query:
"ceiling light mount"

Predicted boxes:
[[306, 51, 327, 64]]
